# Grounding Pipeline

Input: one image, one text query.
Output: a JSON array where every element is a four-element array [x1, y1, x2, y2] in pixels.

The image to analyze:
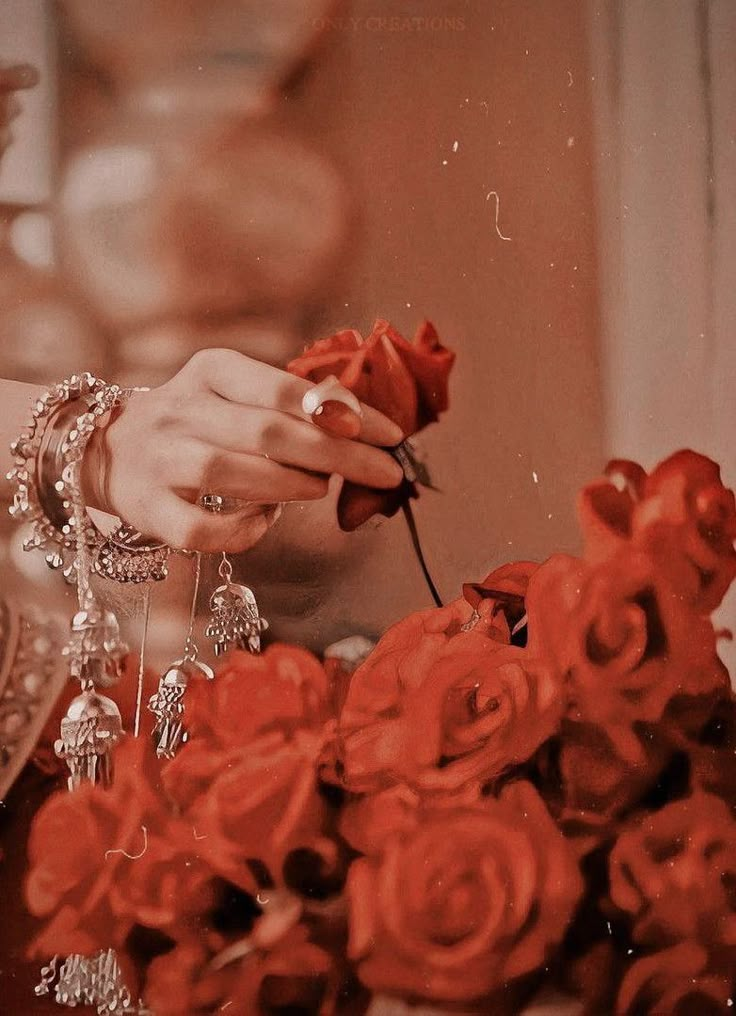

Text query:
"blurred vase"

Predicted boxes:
[[57, 100, 350, 330], [117, 315, 305, 387], [0, 210, 102, 382], [61, 0, 342, 95]]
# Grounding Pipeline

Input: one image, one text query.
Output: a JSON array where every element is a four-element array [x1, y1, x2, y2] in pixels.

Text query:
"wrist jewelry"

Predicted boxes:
[[12, 380, 266, 1016], [8, 372, 107, 570], [8, 374, 171, 584], [53, 382, 132, 791]]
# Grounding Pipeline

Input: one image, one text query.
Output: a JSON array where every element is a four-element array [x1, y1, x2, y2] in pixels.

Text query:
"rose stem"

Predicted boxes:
[[401, 500, 443, 608]]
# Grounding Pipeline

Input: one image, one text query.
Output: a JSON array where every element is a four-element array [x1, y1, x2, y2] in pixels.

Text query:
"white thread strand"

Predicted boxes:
[[133, 587, 151, 738], [485, 190, 512, 241], [104, 825, 148, 861], [183, 552, 202, 661]]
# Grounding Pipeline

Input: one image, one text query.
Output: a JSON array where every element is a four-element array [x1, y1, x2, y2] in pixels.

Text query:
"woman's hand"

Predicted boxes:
[[82, 349, 404, 553]]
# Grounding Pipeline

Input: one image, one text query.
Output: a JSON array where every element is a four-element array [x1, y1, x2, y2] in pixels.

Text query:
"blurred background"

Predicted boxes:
[[0, 0, 733, 667]]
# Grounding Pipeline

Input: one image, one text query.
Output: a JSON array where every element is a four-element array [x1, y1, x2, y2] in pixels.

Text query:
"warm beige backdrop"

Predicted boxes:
[[0, 0, 605, 652], [245, 0, 604, 647]]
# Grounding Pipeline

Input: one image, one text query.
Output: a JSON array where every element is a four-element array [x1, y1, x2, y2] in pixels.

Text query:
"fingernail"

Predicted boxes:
[[384, 420, 405, 445], [313, 401, 362, 439]]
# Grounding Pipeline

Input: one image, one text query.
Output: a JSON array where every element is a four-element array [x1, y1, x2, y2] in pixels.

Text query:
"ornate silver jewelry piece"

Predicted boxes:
[[96, 523, 170, 583], [149, 552, 214, 758], [54, 688, 123, 792], [62, 607, 128, 688], [7, 372, 108, 571], [37, 384, 130, 792], [35, 950, 150, 1015], [205, 552, 268, 656], [8, 374, 170, 585]]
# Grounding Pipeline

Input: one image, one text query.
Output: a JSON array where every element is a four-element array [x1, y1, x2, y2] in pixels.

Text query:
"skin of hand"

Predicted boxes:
[[82, 348, 405, 553]]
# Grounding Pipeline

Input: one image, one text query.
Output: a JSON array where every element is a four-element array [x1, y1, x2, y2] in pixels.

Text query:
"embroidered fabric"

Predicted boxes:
[[0, 598, 66, 802]]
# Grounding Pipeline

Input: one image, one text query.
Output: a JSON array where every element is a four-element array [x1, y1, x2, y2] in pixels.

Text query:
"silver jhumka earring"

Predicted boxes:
[[148, 551, 214, 758], [205, 551, 268, 656]]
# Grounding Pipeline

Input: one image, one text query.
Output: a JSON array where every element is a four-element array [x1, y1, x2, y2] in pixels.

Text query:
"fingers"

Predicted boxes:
[[178, 400, 403, 490], [143, 493, 280, 554], [179, 347, 403, 447], [172, 443, 330, 503]]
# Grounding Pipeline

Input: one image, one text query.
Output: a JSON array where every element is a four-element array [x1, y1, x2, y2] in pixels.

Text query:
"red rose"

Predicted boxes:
[[577, 459, 646, 564], [529, 551, 728, 764], [579, 451, 736, 613], [184, 644, 329, 749], [639, 451, 736, 612], [346, 781, 582, 1004], [143, 939, 215, 1016], [339, 781, 486, 857], [338, 593, 563, 794], [25, 737, 205, 957], [655, 690, 736, 810], [144, 925, 332, 1016], [221, 924, 333, 1016], [339, 785, 423, 856], [462, 560, 538, 632], [616, 942, 733, 1015], [288, 319, 455, 529], [163, 728, 329, 891], [534, 722, 671, 851], [288, 319, 453, 437], [609, 791, 736, 951]]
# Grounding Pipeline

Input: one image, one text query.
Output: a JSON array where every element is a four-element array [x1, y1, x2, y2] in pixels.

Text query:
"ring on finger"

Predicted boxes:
[[199, 493, 243, 514]]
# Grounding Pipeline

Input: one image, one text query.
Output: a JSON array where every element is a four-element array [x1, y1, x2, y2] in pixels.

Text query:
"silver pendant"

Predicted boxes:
[[35, 949, 150, 1015], [204, 553, 268, 657], [62, 608, 128, 688], [205, 580, 268, 656], [96, 523, 170, 584], [54, 689, 123, 791], [205, 553, 268, 656], [148, 658, 214, 759], [148, 552, 212, 760]]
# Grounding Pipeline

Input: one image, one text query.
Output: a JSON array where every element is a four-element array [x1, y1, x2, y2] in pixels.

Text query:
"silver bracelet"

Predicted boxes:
[[8, 373, 170, 584], [8, 373, 109, 569]]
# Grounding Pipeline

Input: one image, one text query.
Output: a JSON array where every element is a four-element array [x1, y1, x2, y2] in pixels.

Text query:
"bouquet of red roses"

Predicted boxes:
[[21, 322, 736, 1014], [23, 446, 736, 1015]]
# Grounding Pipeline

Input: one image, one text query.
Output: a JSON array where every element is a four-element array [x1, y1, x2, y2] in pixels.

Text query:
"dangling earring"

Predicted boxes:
[[205, 552, 268, 656], [54, 394, 128, 792], [148, 552, 214, 758]]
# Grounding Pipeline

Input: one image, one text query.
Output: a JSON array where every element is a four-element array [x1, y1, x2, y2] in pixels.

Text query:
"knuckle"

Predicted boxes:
[[274, 375, 299, 410], [183, 442, 218, 488], [256, 417, 285, 451], [204, 448, 227, 477], [183, 347, 227, 380], [149, 394, 186, 434]]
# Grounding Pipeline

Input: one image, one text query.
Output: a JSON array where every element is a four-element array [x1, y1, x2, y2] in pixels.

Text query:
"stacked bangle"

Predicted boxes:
[[7, 373, 170, 584], [8, 373, 108, 570]]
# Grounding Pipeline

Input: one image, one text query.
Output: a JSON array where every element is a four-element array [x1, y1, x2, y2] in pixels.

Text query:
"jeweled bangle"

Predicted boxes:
[[8, 373, 109, 569], [8, 374, 171, 584], [37, 398, 89, 534]]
